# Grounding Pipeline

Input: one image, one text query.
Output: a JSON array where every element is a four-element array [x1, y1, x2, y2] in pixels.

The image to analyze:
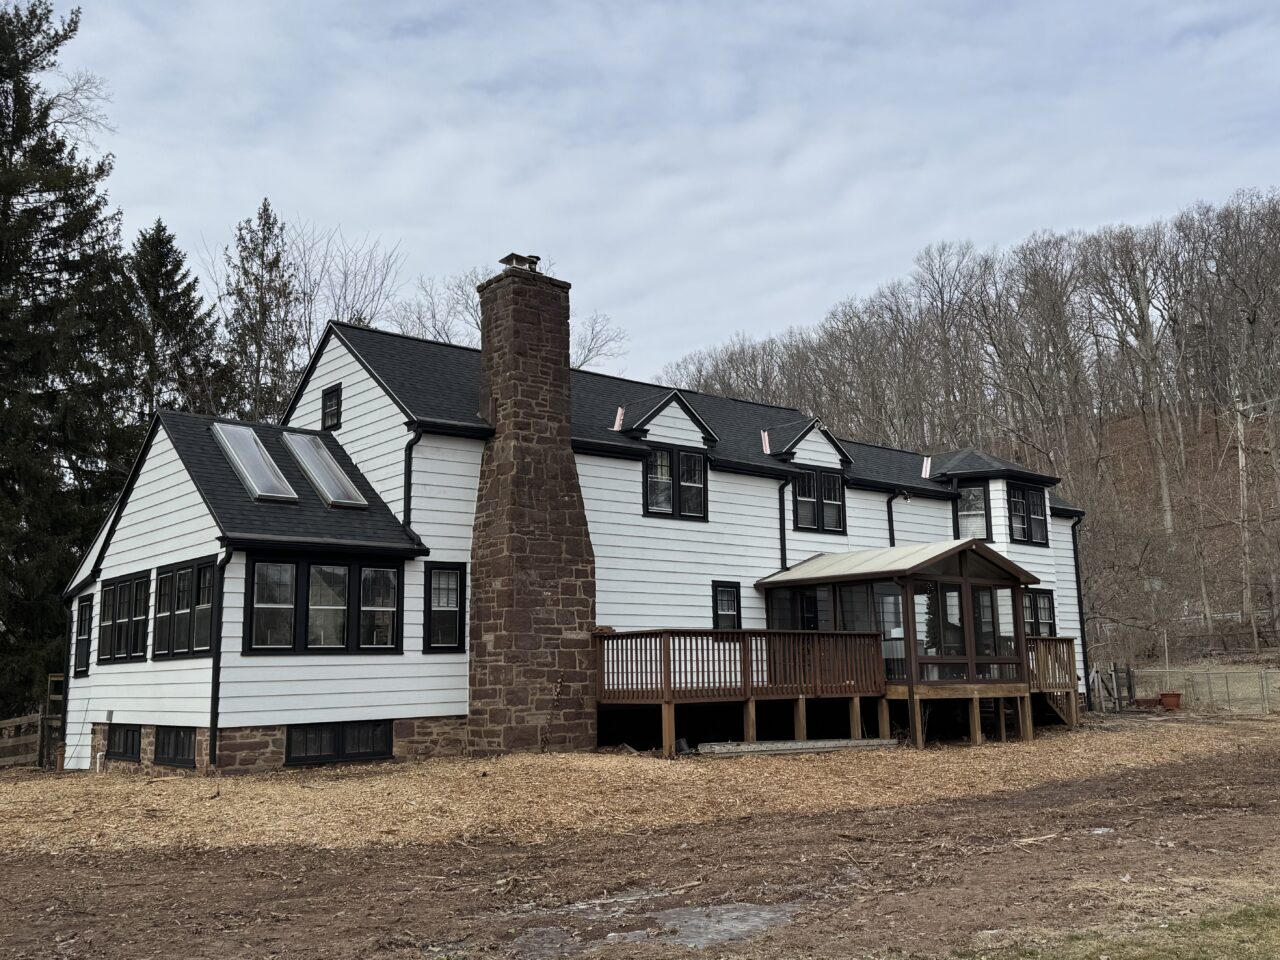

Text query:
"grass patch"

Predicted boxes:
[[958, 905, 1280, 959]]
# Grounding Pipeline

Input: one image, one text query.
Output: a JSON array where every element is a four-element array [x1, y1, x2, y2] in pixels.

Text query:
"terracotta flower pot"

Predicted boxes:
[[1159, 691, 1182, 711]]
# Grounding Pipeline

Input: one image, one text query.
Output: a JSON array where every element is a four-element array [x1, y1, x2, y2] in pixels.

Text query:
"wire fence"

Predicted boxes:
[[1131, 669, 1280, 715]]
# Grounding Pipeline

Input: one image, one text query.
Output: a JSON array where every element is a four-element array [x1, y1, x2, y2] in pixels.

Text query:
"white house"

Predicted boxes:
[[61, 253, 1087, 771]]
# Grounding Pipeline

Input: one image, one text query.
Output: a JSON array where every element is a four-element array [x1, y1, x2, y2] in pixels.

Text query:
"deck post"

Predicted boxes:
[[1020, 695, 1034, 742], [849, 696, 862, 739], [743, 698, 757, 743], [997, 697, 1007, 742], [793, 696, 808, 741], [661, 701, 676, 759], [909, 695, 924, 749], [877, 697, 890, 740], [969, 696, 983, 746]]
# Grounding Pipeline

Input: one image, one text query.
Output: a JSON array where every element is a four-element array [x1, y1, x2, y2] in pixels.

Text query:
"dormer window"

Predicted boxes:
[[794, 468, 845, 534], [1008, 483, 1048, 545], [643, 446, 708, 520], [956, 482, 991, 540]]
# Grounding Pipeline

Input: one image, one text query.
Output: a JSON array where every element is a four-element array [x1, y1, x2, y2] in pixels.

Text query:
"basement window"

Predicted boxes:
[[285, 720, 392, 765], [154, 726, 196, 768], [105, 723, 141, 762]]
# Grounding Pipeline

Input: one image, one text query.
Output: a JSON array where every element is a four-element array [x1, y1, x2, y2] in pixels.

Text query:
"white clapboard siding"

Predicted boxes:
[[1051, 516, 1087, 692], [988, 479, 1058, 583], [217, 552, 467, 728], [891, 497, 954, 545], [846, 489, 892, 549], [286, 335, 408, 520], [789, 429, 844, 468], [641, 401, 709, 447], [411, 435, 483, 564], [63, 424, 221, 770], [579, 454, 779, 629]]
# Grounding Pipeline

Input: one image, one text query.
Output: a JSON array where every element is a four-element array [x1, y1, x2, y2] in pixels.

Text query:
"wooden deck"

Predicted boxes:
[[595, 630, 1079, 756]]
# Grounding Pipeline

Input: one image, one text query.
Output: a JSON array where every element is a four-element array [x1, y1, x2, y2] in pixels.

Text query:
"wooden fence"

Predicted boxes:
[[0, 713, 43, 769]]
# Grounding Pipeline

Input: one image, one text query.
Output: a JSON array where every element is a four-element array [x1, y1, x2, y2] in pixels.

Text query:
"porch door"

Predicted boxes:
[[914, 581, 968, 681]]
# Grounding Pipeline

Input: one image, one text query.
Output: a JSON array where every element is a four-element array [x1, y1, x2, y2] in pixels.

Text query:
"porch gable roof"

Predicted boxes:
[[754, 538, 1041, 588]]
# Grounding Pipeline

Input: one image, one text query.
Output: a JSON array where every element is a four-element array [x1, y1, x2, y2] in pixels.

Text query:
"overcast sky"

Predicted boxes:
[[67, 1, 1280, 379]]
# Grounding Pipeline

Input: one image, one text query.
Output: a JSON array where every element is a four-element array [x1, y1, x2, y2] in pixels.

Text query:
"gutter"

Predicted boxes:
[[1071, 515, 1092, 710], [208, 545, 234, 768]]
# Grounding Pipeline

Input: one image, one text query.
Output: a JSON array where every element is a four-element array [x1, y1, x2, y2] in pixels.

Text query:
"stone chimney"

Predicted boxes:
[[467, 254, 597, 754]]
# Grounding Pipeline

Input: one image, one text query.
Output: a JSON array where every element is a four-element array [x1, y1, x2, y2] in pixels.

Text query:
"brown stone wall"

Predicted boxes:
[[393, 716, 467, 760], [215, 724, 286, 772], [468, 261, 598, 755]]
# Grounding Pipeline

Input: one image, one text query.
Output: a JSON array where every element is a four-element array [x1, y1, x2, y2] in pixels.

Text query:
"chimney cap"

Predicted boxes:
[[499, 252, 541, 273]]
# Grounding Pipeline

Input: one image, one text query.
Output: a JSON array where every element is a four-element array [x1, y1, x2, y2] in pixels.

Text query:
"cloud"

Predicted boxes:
[[65, 0, 1280, 378]]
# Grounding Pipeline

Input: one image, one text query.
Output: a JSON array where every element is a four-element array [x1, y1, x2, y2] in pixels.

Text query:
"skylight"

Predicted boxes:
[[211, 423, 298, 502], [282, 432, 368, 508]]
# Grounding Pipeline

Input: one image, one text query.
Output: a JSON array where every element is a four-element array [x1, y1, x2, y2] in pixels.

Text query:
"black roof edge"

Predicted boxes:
[[1050, 504, 1086, 518], [573, 437, 648, 460], [220, 534, 427, 557], [413, 418, 495, 440], [934, 466, 1060, 486], [846, 477, 958, 499], [709, 456, 798, 480]]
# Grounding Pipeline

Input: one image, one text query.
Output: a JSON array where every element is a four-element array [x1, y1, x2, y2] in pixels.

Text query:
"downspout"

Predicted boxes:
[[1071, 516, 1092, 711], [885, 491, 900, 547], [777, 478, 791, 570], [402, 425, 425, 533], [208, 544, 234, 768]]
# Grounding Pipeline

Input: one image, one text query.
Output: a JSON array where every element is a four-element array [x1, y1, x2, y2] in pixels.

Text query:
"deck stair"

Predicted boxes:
[[697, 738, 896, 757]]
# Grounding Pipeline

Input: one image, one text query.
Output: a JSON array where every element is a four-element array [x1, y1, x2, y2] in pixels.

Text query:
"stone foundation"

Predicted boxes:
[[215, 724, 287, 772], [89, 723, 210, 774], [394, 716, 468, 760]]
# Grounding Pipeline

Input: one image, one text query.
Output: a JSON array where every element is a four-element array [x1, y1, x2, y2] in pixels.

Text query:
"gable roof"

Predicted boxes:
[[618, 388, 719, 444], [754, 538, 1041, 588], [307, 322, 1083, 514], [158, 410, 423, 555]]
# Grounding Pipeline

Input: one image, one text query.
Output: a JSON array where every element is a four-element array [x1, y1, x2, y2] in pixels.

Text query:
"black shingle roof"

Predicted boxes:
[[325, 323, 1083, 516], [159, 410, 422, 554]]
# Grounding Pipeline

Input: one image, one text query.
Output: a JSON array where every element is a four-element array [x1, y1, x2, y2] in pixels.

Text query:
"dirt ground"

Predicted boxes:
[[2, 714, 1279, 959]]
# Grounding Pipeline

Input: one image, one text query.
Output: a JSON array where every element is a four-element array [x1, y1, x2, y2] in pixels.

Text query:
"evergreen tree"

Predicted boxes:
[[0, 2, 136, 715], [125, 218, 221, 416], [220, 198, 299, 422]]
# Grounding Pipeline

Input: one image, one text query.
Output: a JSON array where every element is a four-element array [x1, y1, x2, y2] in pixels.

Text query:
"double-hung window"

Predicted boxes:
[[321, 384, 342, 430], [1008, 484, 1048, 545], [246, 556, 403, 654], [643, 446, 708, 520], [1023, 589, 1057, 637], [712, 581, 741, 629], [97, 572, 150, 662], [426, 563, 465, 652], [153, 557, 216, 658], [794, 469, 845, 534], [74, 596, 92, 675], [956, 482, 990, 540]]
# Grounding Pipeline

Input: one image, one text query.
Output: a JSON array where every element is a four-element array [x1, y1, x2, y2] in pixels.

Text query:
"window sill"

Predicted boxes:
[[423, 646, 467, 655], [95, 656, 148, 666], [73, 668, 90, 678], [239, 646, 405, 656], [152, 650, 214, 662], [1009, 539, 1051, 549], [642, 510, 709, 522], [792, 525, 846, 536]]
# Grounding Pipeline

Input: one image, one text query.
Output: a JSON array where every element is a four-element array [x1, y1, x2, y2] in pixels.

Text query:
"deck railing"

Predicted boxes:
[[595, 629, 886, 704], [1027, 636, 1077, 693]]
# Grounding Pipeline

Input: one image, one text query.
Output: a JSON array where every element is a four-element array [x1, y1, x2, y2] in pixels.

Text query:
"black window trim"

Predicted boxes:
[[424, 561, 467, 654], [152, 554, 219, 660], [153, 725, 197, 769], [74, 595, 93, 677], [1023, 587, 1057, 637], [641, 443, 710, 521], [241, 552, 406, 655], [792, 466, 846, 535], [285, 719, 393, 766], [1007, 482, 1049, 547], [953, 480, 993, 542], [97, 570, 151, 664], [321, 383, 343, 431], [711, 580, 742, 630], [105, 722, 142, 761]]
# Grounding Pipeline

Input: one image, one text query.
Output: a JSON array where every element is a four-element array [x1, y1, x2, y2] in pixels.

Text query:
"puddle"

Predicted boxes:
[[510, 900, 800, 957]]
